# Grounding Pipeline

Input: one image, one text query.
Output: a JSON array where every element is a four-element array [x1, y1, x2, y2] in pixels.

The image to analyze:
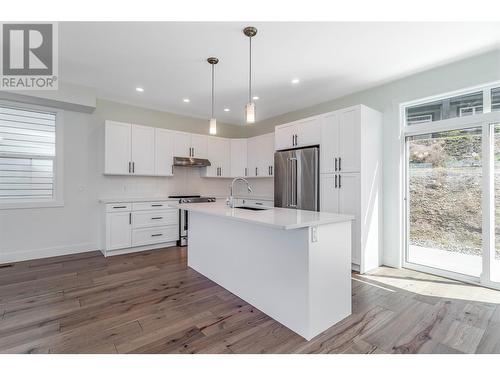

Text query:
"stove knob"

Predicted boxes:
[[182, 199, 187, 203]]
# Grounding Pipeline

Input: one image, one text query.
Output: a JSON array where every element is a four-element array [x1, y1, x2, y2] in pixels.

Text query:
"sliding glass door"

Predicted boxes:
[[403, 84, 500, 288], [406, 128, 483, 278]]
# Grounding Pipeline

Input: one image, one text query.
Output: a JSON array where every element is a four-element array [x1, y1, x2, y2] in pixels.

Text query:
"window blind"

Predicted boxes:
[[0, 105, 56, 200]]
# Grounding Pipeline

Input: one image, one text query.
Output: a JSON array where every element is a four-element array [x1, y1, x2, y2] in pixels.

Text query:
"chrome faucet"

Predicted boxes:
[[228, 177, 253, 208]]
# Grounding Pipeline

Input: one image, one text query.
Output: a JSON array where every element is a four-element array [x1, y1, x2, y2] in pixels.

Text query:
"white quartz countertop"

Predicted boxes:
[[168, 201, 354, 230], [99, 196, 178, 204]]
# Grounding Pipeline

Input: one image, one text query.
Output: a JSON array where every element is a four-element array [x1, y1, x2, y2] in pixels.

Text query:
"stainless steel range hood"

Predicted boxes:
[[173, 156, 211, 167]]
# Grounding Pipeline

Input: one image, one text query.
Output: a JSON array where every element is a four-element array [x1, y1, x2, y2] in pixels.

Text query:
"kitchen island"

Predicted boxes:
[[168, 201, 354, 340]]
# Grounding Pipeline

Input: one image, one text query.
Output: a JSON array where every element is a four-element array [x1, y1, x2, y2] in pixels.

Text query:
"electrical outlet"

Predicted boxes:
[[311, 226, 318, 242]]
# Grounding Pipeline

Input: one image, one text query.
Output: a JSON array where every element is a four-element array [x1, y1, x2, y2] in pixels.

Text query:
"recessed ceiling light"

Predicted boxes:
[[183, 98, 190, 103], [224, 108, 230, 112], [252, 96, 259, 100], [136, 87, 144, 92], [291, 79, 300, 84]]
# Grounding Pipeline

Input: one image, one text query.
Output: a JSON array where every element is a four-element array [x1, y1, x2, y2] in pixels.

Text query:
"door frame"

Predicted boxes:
[[400, 94, 500, 288]]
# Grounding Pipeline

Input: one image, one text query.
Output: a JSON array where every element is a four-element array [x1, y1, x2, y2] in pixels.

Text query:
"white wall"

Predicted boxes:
[[245, 49, 500, 268], [0, 99, 273, 263]]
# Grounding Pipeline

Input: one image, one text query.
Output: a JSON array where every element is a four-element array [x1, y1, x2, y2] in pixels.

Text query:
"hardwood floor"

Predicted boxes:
[[1, 246, 500, 354]]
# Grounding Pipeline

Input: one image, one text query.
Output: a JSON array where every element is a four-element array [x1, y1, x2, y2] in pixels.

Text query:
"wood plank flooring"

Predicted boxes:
[[1, 246, 500, 354]]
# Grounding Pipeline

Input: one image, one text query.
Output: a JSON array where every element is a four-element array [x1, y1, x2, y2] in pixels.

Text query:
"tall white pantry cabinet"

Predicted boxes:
[[276, 105, 383, 273]]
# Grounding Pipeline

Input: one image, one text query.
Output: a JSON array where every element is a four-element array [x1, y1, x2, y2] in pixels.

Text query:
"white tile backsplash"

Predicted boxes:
[[99, 168, 273, 200]]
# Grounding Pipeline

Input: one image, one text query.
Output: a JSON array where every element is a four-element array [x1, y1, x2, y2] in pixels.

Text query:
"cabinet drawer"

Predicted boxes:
[[132, 209, 178, 228], [132, 201, 170, 211], [131, 225, 179, 247], [106, 203, 132, 212]]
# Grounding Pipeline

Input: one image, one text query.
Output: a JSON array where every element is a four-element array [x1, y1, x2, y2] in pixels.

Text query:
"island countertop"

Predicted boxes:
[[168, 201, 353, 230]]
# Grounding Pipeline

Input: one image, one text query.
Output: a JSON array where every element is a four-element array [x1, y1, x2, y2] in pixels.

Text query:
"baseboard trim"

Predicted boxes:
[[103, 242, 177, 257], [1, 242, 98, 264]]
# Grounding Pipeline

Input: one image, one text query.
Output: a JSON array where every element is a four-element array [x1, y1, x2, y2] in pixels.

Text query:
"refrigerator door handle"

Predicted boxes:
[[289, 157, 297, 207]]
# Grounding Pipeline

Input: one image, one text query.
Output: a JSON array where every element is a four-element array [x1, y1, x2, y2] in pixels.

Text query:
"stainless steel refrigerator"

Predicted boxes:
[[274, 146, 319, 211]]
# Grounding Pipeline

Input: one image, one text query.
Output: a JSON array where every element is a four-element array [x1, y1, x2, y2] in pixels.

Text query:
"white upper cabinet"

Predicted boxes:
[[191, 134, 208, 159], [295, 118, 321, 148], [320, 107, 361, 174], [173, 132, 192, 158], [131, 124, 155, 175], [230, 139, 248, 177], [105, 121, 131, 175], [260, 133, 275, 177], [154, 128, 174, 176], [205, 137, 230, 177], [173, 132, 208, 159], [274, 123, 296, 150], [275, 117, 321, 150], [104, 119, 273, 179], [337, 107, 361, 173], [104, 121, 155, 176], [321, 113, 339, 174], [247, 136, 259, 177], [247, 133, 274, 177]]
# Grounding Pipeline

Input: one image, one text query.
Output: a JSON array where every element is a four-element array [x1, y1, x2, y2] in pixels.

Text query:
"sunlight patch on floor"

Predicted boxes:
[[356, 267, 500, 304]]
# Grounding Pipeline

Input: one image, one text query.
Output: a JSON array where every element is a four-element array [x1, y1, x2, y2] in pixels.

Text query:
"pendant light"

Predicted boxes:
[[244, 26, 257, 124], [207, 57, 219, 135]]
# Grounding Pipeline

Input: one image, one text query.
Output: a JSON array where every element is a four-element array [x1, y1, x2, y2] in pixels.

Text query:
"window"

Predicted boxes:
[[0, 102, 63, 209], [492, 87, 500, 112], [405, 91, 483, 125]]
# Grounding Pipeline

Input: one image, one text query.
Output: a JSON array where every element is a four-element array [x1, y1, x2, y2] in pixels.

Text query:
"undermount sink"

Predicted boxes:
[[235, 205, 270, 211]]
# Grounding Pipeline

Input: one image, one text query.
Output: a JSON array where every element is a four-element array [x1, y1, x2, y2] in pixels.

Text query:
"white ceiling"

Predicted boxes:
[[59, 22, 500, 125]]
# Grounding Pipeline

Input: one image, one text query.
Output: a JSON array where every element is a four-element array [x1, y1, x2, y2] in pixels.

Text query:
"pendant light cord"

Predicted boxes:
[[249, 36, 252, 103], [211, 63, 215, 118]]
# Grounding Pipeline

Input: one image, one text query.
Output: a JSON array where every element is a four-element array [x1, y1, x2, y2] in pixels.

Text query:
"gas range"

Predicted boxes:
[[168, 195, 216, 204], [168, 195, 216, 247]]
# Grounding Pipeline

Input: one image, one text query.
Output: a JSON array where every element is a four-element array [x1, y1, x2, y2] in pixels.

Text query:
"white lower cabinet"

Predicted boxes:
[[321, 173, 361, 266], [132, 226, 179, 247], [103, 201, 179, 256], [106, 211, 132, 251]]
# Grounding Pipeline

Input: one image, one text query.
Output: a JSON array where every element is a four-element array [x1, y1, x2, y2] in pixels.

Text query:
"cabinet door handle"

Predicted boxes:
[[255, 202, 263, 205], [255, 167, 258, 176], [339, 174, 342, 188], [295, 134, 298, 146], [245, 167, 247, 176], [171, 165, 174, 175], [151, 217, 163, 220], [128, 162, 131, 173], [335, 174, 337, 189], [339, 157, 341, 171], [192, 147, 195, 157], [129, 212, 132, 225], [132, 162, 135, 173], [151, 204, 163, 207], [270, 166, 273, 175], [334, 157, 337, 171], [292, 135, 294, 146], [151, 233, 163, 237], [113, 205, 126, 209]]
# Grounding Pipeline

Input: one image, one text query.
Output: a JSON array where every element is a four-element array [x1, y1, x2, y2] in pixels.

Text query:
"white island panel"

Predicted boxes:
[[188, 210, 352, 341]]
